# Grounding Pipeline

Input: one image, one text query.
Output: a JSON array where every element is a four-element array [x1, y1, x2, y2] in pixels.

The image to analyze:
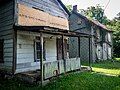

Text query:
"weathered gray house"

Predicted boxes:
[[69, 6, 113, 63], [0, 0, 86, 84]]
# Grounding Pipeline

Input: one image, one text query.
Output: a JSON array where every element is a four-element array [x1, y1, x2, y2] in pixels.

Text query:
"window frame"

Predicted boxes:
[[34, 37, 46, 62], [34, 39, 41, 62]]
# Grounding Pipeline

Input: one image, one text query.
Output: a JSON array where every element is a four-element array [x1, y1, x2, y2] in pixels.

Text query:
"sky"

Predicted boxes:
[[61, 0, 120, 20]]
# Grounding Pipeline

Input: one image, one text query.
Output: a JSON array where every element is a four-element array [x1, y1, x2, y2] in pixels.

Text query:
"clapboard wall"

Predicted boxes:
[[0, 0, 14, 71], [17, 0, 68, 19], [16, 31, 58, 73]]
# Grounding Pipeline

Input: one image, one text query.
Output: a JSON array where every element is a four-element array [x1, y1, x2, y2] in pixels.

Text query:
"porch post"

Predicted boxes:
[[40, 32, 44, 86], [78, 36, 81, 69], [61, 35, 66, 72], [89, 36, 91, 68], [78, 36, 80, 58]]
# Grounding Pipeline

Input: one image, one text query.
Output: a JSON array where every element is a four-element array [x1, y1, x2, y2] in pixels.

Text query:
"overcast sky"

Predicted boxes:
[[61, 0, 120, 20]]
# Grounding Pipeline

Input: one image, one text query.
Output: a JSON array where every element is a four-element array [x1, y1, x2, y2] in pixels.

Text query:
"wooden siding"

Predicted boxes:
[[17, 0, 68, 19], [96, 44, 103, 60], [16, 31, 39, 73], [103, 43, 107, 60], [108, 45, 112, 59], [0, 0, 14, 71], [17, 4, 69, 30], [16, 31, 58, 73], [69, 13, 90, 34], [69, 12, 112, 62]]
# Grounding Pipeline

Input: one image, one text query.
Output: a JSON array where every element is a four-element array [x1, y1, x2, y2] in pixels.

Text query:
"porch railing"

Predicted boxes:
[[43, 58, 81, 79]]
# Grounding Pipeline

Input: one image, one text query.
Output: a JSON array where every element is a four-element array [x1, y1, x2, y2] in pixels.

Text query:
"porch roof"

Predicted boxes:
[[14, 25, 91, 38]]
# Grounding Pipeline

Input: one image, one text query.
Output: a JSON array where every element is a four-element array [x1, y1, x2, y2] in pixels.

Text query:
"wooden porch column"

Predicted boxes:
[[78, 37, 80, 58], [78, 36, 81, 69], [89, 36, 91, 68], [40, 32, 44, 86], [61, 35, 66, 72]]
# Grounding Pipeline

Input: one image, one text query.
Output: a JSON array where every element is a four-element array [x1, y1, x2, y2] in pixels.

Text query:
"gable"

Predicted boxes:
[[17, 0, 69, 19], [69, 12, 91, 34]]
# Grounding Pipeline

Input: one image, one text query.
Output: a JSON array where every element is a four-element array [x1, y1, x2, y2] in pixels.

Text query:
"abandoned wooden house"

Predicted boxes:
[[0, 0, 93, 84], [69, 5, 113, 63]]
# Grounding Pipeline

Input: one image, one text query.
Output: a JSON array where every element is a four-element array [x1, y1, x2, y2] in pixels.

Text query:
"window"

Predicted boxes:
[[35, 37, 46, 62], [36, 41, 41, 61], [0, 39, 4, 63]]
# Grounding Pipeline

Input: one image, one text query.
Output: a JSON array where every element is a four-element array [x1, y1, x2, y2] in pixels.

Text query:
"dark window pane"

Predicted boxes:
[[36, 42, 41, 50], [37, 51, 40, 60]]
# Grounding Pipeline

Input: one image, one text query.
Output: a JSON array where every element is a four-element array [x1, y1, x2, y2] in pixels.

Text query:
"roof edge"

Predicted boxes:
[[57, 0, 70, 16]]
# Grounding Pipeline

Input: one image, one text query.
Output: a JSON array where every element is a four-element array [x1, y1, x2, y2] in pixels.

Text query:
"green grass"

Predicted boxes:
[[115, 58, 120, 62], [43, 72, 120, 90], [0, 60, 120, 90]]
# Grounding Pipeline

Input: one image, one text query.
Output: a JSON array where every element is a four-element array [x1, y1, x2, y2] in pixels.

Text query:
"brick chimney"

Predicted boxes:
[[73, 5, 77, 12]]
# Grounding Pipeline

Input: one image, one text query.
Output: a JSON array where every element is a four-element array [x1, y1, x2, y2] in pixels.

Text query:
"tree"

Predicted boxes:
[[66, 5, 72, 12], [108, 13, 120, 57], [79, 5, 109, 25]]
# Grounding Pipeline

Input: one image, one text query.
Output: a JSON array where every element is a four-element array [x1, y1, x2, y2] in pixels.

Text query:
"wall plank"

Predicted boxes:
[[0, 1, 14, 71]]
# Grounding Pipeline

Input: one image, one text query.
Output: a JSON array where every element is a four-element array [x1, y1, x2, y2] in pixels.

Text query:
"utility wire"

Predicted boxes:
[[104, 0, 111, 12]]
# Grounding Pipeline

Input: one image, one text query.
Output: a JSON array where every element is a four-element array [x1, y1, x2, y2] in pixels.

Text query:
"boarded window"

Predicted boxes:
[[0, 40, 4, 63]]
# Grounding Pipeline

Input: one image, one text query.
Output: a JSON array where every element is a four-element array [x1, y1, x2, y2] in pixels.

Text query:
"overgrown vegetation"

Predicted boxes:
[[0, 60, 120, 90]]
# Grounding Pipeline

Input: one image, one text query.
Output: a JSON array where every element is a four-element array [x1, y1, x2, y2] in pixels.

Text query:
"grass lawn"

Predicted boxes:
[[115, 58, 120, 62], [0, 60, 120, 90], [92, 60, 120, 76]]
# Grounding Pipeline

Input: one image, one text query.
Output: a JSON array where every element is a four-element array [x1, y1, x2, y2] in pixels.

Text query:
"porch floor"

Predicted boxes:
[[16, 67, 91, 84], [16, 70, 41, 84]]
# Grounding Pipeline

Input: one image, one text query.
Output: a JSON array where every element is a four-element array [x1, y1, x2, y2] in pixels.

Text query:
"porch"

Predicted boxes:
[[14, 26, 91, 85]]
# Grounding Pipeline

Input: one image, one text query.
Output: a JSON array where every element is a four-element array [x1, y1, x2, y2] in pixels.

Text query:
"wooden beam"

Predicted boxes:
[[78, 36, 81, 70], [14, 26, 92, 38], [12, 0, 17, 75], [88, 37, 91, 67], [12, 29, 17, 74], [40, 32, 44, 86], [78, 37, 80, 58], [61, 35, 66, 72]]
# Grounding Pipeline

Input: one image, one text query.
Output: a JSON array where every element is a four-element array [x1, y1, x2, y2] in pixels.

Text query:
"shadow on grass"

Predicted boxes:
[[0, 77, 42, 90]]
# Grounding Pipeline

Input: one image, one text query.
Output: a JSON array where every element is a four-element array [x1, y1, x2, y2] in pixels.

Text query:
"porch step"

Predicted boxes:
[[16, 70, 41, 84]]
